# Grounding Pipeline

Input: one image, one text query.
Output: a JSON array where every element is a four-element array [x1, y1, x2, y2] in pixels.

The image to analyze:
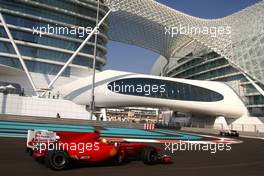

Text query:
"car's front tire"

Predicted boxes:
[[45, 150, 69, 170], [112, 154, 124, 165]]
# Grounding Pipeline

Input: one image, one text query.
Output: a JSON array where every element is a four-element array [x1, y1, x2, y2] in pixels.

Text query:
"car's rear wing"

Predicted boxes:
[[27, 130, 57, 149]]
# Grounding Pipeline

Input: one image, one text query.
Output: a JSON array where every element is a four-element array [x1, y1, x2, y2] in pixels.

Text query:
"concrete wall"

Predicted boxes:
[[190, 115, 264, 133], [0, 93, 91, 120]]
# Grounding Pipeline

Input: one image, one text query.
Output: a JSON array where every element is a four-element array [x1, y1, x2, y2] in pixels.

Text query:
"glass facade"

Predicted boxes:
[[0, 0, 108, 76], [108, 78, 223, 102], [0, 56, 71, 76], [165, 52, 264, 117]]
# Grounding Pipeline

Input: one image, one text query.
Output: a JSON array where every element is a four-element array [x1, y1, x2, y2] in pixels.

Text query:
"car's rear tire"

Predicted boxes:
[[141, 147, 159, 165], [45, 150, 69, 170]]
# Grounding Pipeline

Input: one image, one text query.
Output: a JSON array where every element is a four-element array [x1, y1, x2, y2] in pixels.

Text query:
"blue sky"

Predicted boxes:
[[104, 0, 260, 74]]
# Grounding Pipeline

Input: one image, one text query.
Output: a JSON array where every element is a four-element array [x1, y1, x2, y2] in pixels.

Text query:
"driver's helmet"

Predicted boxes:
[[101, 138, 109, 144]]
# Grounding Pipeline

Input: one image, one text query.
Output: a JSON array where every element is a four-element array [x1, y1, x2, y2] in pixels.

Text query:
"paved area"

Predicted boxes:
[[0, 135, 263, 176]]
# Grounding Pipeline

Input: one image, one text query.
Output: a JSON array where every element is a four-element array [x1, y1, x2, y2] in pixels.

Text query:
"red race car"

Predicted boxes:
[[26, 130, 173, 170]]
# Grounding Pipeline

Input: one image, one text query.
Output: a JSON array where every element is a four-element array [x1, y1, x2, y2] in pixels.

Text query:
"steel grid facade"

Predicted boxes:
[[106, 0, 264, 84]]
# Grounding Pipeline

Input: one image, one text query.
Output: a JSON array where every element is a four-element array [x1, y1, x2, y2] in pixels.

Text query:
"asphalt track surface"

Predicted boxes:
[[0, 136, 263, 176]]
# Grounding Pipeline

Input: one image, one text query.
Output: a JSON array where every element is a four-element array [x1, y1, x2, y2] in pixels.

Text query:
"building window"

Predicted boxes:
[[107, 78, 224, 102]]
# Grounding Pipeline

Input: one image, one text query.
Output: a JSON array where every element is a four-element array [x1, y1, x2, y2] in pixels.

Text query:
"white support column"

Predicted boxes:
[[41, 9, 112, 97], [99, 108, 107, 121], [0, 12, 39, 96], [214, 116, 229, 130]]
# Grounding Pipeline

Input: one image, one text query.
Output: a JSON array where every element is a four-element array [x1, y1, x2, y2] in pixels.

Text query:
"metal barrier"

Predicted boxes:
[[155, 123, 181, 130], [144, 123, 155, 130], [213, 123, 264, 133]]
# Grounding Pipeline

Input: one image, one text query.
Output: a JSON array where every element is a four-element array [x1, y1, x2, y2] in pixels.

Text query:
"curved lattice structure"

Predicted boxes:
[[106, 0, 264, 84]]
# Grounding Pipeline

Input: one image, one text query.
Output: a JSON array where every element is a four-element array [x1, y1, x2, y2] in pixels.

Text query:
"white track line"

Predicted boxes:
[[240, 135, 264, 140], [124, 138, 159, 143]]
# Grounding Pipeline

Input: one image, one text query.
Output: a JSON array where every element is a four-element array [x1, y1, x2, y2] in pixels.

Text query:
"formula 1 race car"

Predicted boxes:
[[219, 130, 239, 137], [26, 130, 172, 170]]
